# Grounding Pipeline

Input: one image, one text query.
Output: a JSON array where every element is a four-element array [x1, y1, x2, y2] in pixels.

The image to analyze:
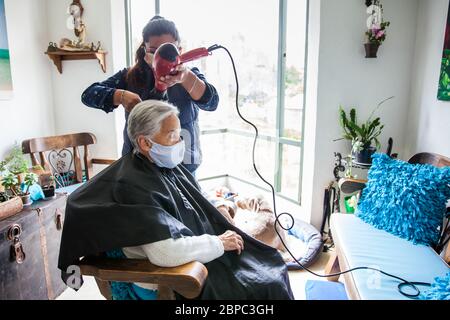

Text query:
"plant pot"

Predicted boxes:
[[43, 186, 55, 199], [354, 146, 376, 164], [20, 194, 32, 206], [364, 43, 380, 58], [0, 197, 23, 221]]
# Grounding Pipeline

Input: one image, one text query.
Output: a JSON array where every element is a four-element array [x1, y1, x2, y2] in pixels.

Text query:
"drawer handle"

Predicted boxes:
[[11, 238, 26, 264], [7, 224, 26, 264], [7, 224, 22, 240]]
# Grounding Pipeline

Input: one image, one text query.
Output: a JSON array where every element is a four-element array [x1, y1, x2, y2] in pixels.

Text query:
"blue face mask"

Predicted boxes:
[[148, 138, 185, 169]]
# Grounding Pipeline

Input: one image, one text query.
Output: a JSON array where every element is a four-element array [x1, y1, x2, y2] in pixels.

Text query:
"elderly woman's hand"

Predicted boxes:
[[218, 230, 244, 255]]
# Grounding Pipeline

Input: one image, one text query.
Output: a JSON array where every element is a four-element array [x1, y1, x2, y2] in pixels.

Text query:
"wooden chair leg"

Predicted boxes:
[[95, 277, 112, 300], [324, 252, 340, 282], [157, 285, 176, 300], [444, 242, 450, 265]]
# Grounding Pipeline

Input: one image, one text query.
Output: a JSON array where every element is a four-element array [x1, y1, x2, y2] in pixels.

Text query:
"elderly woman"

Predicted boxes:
[[58, 100, 293, 300]]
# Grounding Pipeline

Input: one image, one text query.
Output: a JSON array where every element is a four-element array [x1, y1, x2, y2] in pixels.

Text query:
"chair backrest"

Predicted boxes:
[[22, 132, 97, 187]]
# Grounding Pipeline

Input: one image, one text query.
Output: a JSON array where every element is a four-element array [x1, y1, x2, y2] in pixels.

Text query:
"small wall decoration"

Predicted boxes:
[[45, 0, 107, 74], [57, 0, 102, 52], [437, 2, 450, 101], [364, 0, 390, 58], [0, 0, 13, 100]]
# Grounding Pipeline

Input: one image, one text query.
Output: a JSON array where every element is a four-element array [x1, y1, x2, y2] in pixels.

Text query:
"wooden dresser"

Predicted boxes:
[[0, 193, 67, 299]]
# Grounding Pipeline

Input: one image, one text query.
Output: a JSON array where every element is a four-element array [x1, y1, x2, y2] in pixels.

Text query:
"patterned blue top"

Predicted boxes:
[[81, 64, 219, 173], [105, 249, 158, 300]]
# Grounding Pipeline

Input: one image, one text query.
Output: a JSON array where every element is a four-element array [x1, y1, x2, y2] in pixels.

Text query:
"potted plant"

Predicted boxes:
[[30, 165, 56, 199], [42, 175, 56, 199], [20, 172, 38, 205], [365, 1, 390, 58], [4, 145, 29, 183], [0, 191, 9, 202], [338, 97, 393, 164], [42, 184, 56, 199], [1, 172, 19, 197], [0, 160, 24, 220], [1, 171, 38, 206]]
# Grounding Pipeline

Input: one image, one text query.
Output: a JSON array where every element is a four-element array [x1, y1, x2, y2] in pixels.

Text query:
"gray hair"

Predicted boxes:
[[127, 100, 179, 150]]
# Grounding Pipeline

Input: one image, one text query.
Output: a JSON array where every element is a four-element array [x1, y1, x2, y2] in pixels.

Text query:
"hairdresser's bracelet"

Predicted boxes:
[[188, 76, 199, 95], [119, 89, 125, 106]]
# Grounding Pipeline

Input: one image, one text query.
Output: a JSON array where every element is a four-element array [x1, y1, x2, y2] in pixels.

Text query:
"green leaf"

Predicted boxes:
[[5, 145, 28, 174], [346, 120, 364, 138], [366, 117, 381, 137], [338, 106, 347, 128], [350, 108, 356, 124], [339, 106, 356, 140]]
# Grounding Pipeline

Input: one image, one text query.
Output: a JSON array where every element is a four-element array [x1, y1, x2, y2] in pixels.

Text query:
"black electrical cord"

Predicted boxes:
[[209, 43, 431, 299]]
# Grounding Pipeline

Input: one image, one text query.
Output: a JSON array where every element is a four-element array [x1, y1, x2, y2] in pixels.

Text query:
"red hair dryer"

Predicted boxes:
[[152, 43, 218, 92]]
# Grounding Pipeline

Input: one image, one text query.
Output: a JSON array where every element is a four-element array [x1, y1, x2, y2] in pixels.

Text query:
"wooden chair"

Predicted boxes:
[[79, 257, 208, 300], [22, 132, 115, 186], [325, 152, 450, 284], [22, 132, 208, 300]]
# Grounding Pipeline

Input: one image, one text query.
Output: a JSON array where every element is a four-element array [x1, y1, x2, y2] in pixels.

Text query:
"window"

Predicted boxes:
[[126, 0, 156, 61], [127, 0, 308, 203]]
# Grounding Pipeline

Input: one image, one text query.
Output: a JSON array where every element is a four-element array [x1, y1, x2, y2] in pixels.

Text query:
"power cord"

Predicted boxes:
[[209, 43, 431, 299]]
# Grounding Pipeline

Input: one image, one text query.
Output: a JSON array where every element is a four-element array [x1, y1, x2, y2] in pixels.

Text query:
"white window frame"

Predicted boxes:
[[125, 0, 309, 204]]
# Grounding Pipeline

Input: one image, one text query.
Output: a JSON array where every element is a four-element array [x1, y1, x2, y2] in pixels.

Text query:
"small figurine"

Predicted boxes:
[[71, 1, 86, 47], [56, 1, 101, 52], [47, 42, 59, 52]]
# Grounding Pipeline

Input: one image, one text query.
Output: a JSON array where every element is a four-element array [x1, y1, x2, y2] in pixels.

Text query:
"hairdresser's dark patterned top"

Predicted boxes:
[[81, 64, 219, 173]]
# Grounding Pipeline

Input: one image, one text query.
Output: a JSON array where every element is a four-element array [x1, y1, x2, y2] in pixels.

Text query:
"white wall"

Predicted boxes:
[[405, 0, 450, 157], [302, 0, 419, 227], [0, 0, 55, 158], [46, 0, 126, 160]]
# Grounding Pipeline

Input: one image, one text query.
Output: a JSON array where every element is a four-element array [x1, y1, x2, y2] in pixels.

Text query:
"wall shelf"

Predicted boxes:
[[45, 50, 107, 74]]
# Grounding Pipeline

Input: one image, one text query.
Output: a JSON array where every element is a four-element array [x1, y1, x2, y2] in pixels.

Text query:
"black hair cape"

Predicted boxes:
[[58, 152, 294, 299]]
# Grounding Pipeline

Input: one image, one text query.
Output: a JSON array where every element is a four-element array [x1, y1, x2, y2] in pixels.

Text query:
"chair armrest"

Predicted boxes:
[[78, 257, 208, 299], [91, 158, 116, 165], [444, 244, 450, 265], [338, 178, 367, 194]]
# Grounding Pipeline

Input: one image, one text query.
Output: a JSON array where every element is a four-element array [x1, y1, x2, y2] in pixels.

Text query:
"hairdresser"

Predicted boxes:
[[81, 16, 219, 176]]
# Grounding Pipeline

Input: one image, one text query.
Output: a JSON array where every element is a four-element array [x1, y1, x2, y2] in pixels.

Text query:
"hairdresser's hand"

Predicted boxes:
[[218, 230, 244, 255], [158, 64, 189, 88], [114, 90, 142, 113]]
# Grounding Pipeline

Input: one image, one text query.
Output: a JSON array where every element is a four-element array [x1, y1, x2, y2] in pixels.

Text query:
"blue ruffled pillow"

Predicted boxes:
[[419, 272, 450, 300], [356, 153, 450, 246]]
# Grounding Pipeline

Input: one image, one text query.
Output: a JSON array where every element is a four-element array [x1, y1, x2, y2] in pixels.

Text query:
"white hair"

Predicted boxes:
[[127, 100, 179, 151]]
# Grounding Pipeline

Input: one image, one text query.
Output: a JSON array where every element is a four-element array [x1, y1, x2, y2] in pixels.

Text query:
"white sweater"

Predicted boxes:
[[122, 234, 224, 291]]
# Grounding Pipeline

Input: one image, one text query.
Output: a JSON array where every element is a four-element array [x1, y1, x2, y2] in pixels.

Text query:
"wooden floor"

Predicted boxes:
[[57, 250, 335, 300], [287, 250, 335, 300]]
